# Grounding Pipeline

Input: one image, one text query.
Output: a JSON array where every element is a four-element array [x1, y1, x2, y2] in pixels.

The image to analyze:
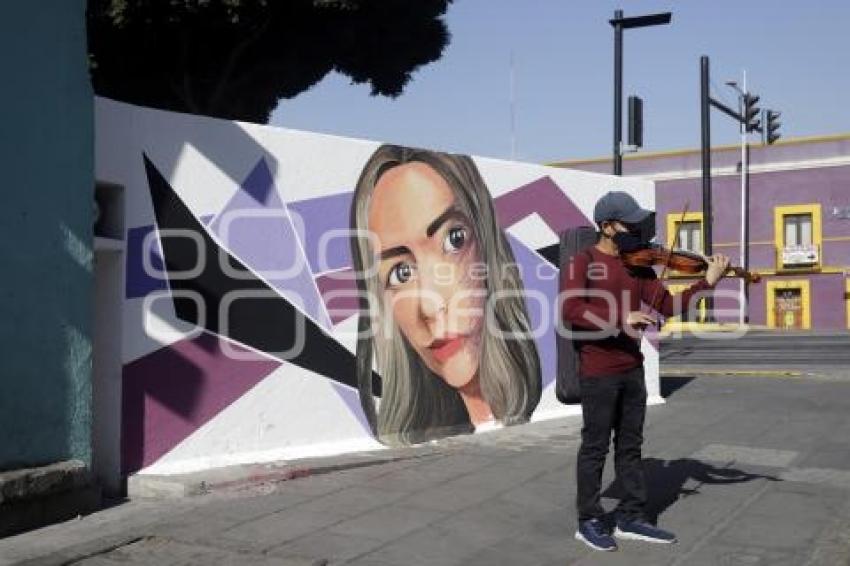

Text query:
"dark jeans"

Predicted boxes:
[[576, 366, 647, 522]]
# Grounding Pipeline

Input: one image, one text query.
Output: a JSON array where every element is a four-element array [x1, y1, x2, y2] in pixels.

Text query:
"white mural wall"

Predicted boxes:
[[94, 98, 660, 476]]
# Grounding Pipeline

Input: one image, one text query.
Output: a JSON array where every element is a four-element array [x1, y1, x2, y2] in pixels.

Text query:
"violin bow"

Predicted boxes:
[[647, 202, 690, 325]]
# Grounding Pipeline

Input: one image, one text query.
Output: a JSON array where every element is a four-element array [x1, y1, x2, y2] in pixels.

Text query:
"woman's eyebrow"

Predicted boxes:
[[426, 205, 463, 238], [380, 245, 411, 260]]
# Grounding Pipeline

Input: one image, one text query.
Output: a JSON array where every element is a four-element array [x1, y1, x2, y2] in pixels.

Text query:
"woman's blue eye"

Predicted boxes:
[[443, 226, 468, 253], [388, 262, 414, 287]]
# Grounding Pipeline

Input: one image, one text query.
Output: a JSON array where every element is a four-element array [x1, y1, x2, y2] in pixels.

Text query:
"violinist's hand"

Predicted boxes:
[[626, 311, 656, 329], [705, 253, 730, 286]]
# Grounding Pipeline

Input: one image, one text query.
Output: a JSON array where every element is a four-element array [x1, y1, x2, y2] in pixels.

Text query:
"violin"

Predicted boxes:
[[621, 244, 762, 284]]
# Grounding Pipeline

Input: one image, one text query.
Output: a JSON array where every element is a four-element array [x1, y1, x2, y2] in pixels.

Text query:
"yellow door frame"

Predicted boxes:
[[766, 279, 811, 329]]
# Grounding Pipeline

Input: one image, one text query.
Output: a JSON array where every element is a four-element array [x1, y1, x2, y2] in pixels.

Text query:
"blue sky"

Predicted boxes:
[[271, 1, 850, 164]]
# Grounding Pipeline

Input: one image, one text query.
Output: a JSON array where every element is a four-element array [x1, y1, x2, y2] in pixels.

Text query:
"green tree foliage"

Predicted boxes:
[[88, 0, 453, 122]]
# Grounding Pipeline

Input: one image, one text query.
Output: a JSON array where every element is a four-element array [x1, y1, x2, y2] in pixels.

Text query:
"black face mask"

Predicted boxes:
[[612, 230, 645, 253], [624, 215, 657, 244]]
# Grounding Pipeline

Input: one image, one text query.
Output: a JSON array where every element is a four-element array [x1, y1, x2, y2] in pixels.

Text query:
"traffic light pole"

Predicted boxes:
[[739, 72, 750, 325], [700, 56, 714, 321], [613, 10, 623, 175], [610, 10, 672, 175]]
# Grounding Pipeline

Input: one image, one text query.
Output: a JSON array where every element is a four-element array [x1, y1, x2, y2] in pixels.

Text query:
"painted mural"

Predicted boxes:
[[350, 146, 542, 445], [95, 98, 660, 476]]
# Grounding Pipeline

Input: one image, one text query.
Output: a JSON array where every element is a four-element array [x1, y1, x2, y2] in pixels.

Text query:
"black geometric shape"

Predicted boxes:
[[536, 243, 560, 267], [142, 153, 381, 396]]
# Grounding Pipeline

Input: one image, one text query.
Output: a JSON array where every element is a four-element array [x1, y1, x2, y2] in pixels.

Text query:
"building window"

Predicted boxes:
[[666, 212, 704, 253], [774, 204, 822, 270], [784, 213, 813, 248], [677, 220, 702, 253]]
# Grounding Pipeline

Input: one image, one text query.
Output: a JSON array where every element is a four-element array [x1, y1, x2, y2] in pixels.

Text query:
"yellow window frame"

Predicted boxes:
[[766, 279, 811, 330], [665, 212, 704, 278], [666, 212, 705, 252], [773, 203, 822, 270]]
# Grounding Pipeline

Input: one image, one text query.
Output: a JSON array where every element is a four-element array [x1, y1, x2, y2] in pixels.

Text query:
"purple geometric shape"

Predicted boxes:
[[506, 235, 558, 388], [209, 158, 332, 330], [125, 214, 213, 300], [494, 176, 592, 235], [315, 269, 360, 325], [121, 332, 280, 474], [286, 191, 353, 274], [239, 161, 275, 205], [330, 383, 372, 435], [126, 224, 167, 299]]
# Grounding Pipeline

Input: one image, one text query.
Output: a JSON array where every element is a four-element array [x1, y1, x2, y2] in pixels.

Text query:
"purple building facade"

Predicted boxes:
[[555, 134, 850, 330]]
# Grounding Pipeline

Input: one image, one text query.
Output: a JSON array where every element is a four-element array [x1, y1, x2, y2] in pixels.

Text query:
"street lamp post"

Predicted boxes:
[[610, 10, 672, 176], [727, 76, 751, 326]]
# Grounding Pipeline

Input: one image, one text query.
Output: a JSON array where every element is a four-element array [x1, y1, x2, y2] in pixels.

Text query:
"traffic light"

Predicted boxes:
[[743, 93, 760, 132], [627, 95, 643, 148], [763, 109, 781, 145]]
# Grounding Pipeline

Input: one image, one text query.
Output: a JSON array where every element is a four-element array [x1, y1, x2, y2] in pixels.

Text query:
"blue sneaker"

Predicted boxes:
[[614, 518, 677, 543], [575, 518, 617, 551]]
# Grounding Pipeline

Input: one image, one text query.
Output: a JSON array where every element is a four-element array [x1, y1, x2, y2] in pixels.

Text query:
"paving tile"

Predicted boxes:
[[326, 504, 446, 542], [352, 523, 499, 566], [267, 530, 384, 564], [74, 537, 318, 566], [689, 444, 799, 468], [217, 507, 346, 549]]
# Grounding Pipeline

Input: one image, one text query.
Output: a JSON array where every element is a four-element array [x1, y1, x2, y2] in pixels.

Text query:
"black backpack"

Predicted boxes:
[[555, 226, 599, 404]]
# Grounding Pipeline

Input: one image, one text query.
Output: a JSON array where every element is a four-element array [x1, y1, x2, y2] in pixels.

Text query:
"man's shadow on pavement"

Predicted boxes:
[[601, 458, 781, 525]]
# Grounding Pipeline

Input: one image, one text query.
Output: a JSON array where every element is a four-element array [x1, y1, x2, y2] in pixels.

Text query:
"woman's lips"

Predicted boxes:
[[428, 335, 467, 363]]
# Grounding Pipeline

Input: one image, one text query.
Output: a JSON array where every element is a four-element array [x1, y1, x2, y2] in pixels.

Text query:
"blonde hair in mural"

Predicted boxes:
[[349, 144, 542, 445]]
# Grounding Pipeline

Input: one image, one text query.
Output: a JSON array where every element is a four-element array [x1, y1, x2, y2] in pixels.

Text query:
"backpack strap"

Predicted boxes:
[[582, 248, 594, 298]]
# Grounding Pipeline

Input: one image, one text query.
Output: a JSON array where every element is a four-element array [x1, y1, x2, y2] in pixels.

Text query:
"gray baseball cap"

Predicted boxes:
[[593, 190, 653, 224]]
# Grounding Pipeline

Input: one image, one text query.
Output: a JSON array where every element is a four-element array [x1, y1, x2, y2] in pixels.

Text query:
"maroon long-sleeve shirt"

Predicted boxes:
[[561, 246, 713, 377]]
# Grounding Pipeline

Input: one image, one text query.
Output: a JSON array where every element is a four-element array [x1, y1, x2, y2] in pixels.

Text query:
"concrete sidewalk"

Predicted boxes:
[[3, 374, 850, 565]]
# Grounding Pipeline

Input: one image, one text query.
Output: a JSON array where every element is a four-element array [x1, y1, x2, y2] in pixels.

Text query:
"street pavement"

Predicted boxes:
[[661, 330, 850, 368], [2, 372, 850, 565]]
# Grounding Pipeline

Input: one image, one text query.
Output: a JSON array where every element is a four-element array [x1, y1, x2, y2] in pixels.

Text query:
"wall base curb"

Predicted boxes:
[[127, 447, 435, 500], [0, 460, 102, 538]]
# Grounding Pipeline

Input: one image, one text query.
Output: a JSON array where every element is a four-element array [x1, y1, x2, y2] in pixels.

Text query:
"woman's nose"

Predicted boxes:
[[418, 286, 448, 322], [417, 264, 452, 322]]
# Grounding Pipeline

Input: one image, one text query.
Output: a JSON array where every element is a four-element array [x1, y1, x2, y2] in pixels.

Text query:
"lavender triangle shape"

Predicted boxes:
[[209, 158, 332, 330]]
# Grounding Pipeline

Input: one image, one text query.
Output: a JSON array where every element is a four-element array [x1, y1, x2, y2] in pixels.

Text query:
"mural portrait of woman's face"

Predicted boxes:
[[351, 144, 542, 445], [369, 162, 486, 393]]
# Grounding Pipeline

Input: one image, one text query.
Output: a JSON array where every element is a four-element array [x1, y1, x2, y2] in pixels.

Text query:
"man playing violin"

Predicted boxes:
[[563, 191, 730, 551]]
